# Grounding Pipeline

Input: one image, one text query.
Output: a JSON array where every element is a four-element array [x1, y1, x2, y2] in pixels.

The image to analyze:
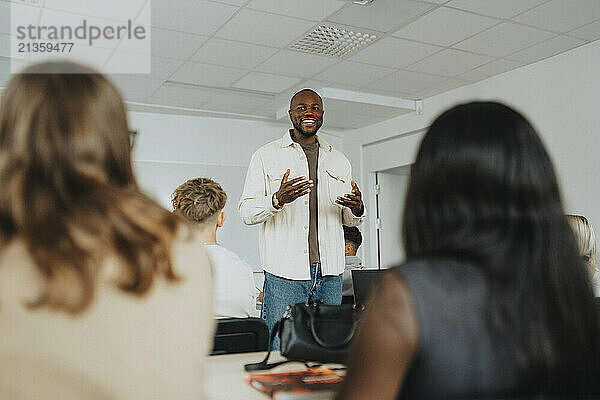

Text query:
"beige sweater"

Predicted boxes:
[[0, 232, 214, 400]]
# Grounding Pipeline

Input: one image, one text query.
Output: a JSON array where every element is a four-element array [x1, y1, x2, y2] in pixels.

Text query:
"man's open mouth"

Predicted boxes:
[[301, 118, 316, 127]]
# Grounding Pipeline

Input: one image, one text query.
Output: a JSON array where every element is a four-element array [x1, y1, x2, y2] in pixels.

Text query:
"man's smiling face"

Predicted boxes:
[[289, 90, 324, 138]]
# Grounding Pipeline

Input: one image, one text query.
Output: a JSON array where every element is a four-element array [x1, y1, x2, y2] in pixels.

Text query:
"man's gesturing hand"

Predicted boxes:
[[336, 180, 364, 217], [275, 169, 313, 207]]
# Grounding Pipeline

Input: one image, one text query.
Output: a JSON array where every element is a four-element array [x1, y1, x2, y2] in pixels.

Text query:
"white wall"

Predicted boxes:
[[128, 110, 344, 269], [377, 172, 409, 269], [345, 39, 600, 267]]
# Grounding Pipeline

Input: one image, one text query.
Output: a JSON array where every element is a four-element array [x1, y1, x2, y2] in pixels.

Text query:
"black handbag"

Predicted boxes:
[[245, 301, 362, 371]]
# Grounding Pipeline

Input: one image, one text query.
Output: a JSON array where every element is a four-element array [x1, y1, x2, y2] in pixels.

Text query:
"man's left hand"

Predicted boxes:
[[336, 180, 364, 217]]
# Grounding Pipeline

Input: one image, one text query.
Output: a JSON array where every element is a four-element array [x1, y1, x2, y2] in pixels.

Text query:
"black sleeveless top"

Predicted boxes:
[[393, 259, 520, 399]]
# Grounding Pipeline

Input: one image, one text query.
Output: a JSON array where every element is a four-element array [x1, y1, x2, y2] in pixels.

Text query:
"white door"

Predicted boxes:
[[376, 170, 410, 269]]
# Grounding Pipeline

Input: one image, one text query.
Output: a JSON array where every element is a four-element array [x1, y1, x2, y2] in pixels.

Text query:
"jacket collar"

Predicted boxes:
[[280, 130, 332, 152]]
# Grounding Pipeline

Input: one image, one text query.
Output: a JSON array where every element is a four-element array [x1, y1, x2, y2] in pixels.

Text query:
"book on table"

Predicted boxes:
[[245, 366, 345, 399]]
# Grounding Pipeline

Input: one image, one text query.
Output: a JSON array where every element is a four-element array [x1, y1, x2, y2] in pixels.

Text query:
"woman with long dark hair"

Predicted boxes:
[[0, 62, 214, 399], [337, 102, 600, 399]]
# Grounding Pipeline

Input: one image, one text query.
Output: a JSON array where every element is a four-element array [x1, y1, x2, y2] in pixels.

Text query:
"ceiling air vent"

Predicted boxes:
[[289, 25, 377, 58]]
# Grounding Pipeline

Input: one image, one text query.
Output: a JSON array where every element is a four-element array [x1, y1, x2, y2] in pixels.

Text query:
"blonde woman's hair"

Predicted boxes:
[[566, 214, 597, 276], [171, 178, 227, 226], [0, 62, 181, 313]]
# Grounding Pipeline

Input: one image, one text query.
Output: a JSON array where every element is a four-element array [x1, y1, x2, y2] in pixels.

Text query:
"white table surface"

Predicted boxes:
[[204, 351, 336, 400]]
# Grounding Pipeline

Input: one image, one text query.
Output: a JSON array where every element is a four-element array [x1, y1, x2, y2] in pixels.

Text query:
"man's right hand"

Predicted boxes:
[[275, 169, 312, 207]]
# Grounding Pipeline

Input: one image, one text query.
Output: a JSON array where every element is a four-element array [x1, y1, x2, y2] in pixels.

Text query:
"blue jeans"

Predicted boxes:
[[261, 263, 342, 351]]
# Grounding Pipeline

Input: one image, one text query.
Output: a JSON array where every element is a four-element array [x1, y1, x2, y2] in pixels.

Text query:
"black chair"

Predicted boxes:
[[211, 317, 269, 355]]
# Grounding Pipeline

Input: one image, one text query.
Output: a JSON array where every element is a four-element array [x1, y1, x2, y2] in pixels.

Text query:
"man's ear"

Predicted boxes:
[[216, 211, 225, 228], [288, 109, 292, 120]]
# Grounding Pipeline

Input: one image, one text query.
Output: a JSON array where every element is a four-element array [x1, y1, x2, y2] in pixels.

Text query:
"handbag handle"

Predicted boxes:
[[244, 320, 289, 371], [307, 303, 358, 349]]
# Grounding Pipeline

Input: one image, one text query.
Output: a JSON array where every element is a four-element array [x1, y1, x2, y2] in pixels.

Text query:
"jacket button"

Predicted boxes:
[[304, 200, 308, 205], [304, 250, 307, 254], [304, 225, 308, 229]]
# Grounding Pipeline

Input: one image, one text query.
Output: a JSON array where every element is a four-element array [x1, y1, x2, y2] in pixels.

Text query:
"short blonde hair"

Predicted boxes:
[[566, 215, 597, 276], [171, 178, 227, 224]]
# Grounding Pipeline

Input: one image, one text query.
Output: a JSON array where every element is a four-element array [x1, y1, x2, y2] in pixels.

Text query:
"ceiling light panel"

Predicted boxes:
[[289, 25, 378, 58]]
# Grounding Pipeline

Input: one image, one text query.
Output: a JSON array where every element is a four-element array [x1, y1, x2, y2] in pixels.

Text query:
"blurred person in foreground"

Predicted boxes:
[[172, 177, 256, 317], [567, 214, 599, 296], [337, 102, 600, 399], [0, 62, 214, 400]]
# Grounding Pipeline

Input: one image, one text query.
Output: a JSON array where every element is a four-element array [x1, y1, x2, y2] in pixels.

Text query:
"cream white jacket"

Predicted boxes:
[[238, 132, 365, 280]]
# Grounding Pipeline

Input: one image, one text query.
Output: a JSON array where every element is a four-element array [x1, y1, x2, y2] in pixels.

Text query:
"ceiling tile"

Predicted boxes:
[[314, 61, 395, 86], [135, 1, 150, 26], [104, 51, 150, 74], [247, 0, 344, 21], [149, 85, 215, 108], [255, 49, 339, 78], [458, 59, 523, 82], [327, 0, 434, 34], [413, 78, 470, 98], [170, 62, 248, 87], [445, 0, 547, 19], [107, 52, 182, 79], [514, 0, 600, 33], [152, 0, 238, 36], [350, 37, 442, 69], [44, 0, 144, 21], [568, 20, 600, 41], [232, 72, 302, 93], [365, 69, 447, 95], [118, 28, 207, 60], [2, 1, 40, 35], [39, 9, 122, 49], [152, 29, 207, 60], [273, 79, 340, 107], [191, 38, 278, 70], [392, 7, 499, 46], [506, 35, 586, 63], [207, 91, 272, 110], [27, 43, 113, 71], [210, 0, 248, 5], [215, 9, 316, 48], [108, 75, 163, 102], [148, 56, 184, 80], [407, 49, 493, 76], [453, 22, 554, 57]]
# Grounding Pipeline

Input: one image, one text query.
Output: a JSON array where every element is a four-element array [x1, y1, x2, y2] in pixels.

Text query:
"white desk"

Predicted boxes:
[[205, 351, 336, 399]]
